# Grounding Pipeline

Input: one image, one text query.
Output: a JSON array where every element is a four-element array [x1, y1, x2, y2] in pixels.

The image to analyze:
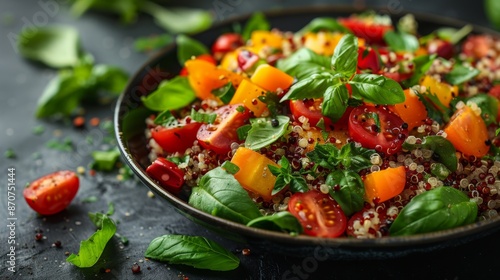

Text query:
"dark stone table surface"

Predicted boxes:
[[1, 0, 499, 279]]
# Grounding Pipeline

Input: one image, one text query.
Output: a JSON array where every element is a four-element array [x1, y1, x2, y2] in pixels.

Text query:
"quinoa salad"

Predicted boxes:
[[141, 12, 500, 238]]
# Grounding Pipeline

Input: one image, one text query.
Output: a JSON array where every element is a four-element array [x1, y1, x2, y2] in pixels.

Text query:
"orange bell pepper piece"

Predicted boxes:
[[185, 59, 246, 100], [229, 79, 268, 117], [231, 147, 279, 201], [420, 75, 458, 107], [250, 64, 294, 92], [250, 30, 283, 50], [364, 166, 406, 204], [444, 104, 490, 157], [390, 88, 428, 130]]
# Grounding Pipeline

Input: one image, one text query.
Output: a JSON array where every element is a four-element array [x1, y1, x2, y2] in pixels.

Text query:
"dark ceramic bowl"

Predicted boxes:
[[115, 6, 500, 259]]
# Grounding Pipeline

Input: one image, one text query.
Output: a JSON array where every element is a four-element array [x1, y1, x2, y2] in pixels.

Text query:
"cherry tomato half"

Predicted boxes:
[[151, 120, 202, 154], [289, 99, 353, 130], [338, 17, 393, 44], [427, 38, 454, 59], [211, 33, 244, 56], [462, 35, 491, 59], [357, 46, 381, 73], [196, 104, 251, 155], [23, 170, 79, 215], [146, 157, 184, 194], [348, 105, 409, 155], [346, 208, 389, 238], [288, 190, 347, 238], [179, 54, 216, 76]]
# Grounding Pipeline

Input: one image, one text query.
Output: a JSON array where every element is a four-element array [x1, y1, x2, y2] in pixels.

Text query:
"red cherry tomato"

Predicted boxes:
[[146, 157, 184, 194], [462, 35, 491, 59], [357, 46, 381, 73], [288, 190, 347, 238], [179, 54, 216, 76], [427, 39, 454, 59], [381, 71, 413, 84], [237, 49, 260, 71], [346, 208, 389, 238], [348, 105, 409, 155], [151, 120, 202, 154], [23, 170, 79, 215], [211, 33, 244, 55], [338, 17, 393, 44], [289, 99, 353, 130], [196, 104, 251, 155]]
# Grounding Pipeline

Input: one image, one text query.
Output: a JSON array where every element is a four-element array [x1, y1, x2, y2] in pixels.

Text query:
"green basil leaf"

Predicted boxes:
[[281, 72, 340, 101], [212, 82, 236, 104], [417, 92, 451, 124], [349, 74, 405, 105], [383, 31, 419, 52], [326, 170, 365, 216], [306, 143, 339, 170], [134, 33, 174, 52], [276, 48, 330, 79], [403, 54, 436, 88], [247, 211, 303, 235], [258, 91, 281, 119], [337, 142, 375, 172], [445, 64, 480, 85], [91, 148, 121, 171], [437, 25, 473, 45], [331, 33, 358, 78], [141, 76, 196, 111], [245, 116, 290, 150], [168, 155, 190, 166], [18, 25, 80, 68], [402, 136, 457, 172], [242, 12, 270, 41], [190, 108, 217, 124], [144, 235, 239, 271], [289, 176, 309, 193], [322, 83, 349, 122], [176, 34, 210, 66], [465, 94, 498, 125], [236, 124, 252, 141], [143, 2, 213, 34], [92, 64, 129, 95], [71, 0, 141, 23], [486, 0, 500, 30], [66, 215, 117, 268], [154, 110, 178, 126], [390, 187, 478, 236], [221, 161, 240, 174], [188, 167, 262, 224], [297, 17, 350, 34], [270, 157, 308, 195]]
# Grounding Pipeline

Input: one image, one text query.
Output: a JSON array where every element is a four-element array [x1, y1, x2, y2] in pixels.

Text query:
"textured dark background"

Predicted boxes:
[[1, 0, 499, 279]]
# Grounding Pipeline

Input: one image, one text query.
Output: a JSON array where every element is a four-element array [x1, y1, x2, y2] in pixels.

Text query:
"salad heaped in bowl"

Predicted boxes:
[[141, 12, 500, 239]]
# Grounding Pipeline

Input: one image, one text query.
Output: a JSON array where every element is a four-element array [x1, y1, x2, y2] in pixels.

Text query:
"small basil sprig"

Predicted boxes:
[[281, 34, 405, 122], [297, 17, 350, 34], [390, 187, 478, 236], [444, 64, 480, 85], [176, 34, 209, 66], [403, 54, 436, 88], [241, 12, 270, 41], [268, 156, 309, 195], [402, 136, 457, 172], [383, 30, 419, 52], [244, 115, 290, 150], [141, 76, 196, 111], [188, 167, 262, 224], [247, 211, 303, 235], [325, 170, 365, 216], [145, 235, 239, 271]]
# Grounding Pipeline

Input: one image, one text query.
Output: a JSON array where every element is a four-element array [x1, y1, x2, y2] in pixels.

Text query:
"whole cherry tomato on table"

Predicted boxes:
[[23, 170, 79, 215]]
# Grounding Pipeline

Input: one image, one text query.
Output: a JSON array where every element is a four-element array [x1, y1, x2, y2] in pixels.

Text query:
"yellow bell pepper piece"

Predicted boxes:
[[420, 75, 458, 107], [230, 79, 268, 117], [250, 64, 294, 92]]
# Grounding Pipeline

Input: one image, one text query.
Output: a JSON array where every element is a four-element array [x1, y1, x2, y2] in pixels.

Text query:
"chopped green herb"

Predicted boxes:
[[221, 161, 240, 175], [115, 233, 129, 245], [46, 137, 74, 152], [91, 149, 121, 171], [81, 196, 99, 203], [4, 148, 16, 159], [211, 82, 236, 104], [32, 125, 45, 135], [154, 110, 178, 126], [190, 108, 217, 124]]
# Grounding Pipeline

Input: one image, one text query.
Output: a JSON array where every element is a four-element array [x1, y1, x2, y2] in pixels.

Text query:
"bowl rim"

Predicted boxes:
[[115, 5, 500, 249]]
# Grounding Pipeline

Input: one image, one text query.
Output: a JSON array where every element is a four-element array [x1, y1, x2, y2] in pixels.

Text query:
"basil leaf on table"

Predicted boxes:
[[402, 135, 458, 172], [91, 148, 121, 171], [331, 33, 358, 78], [348, 74, 405, 105], [383, 30, 419, 52], [70, 0, 142, 23], [66, 215, 117, 268], [390, 187, 478, 236], [297, 17, 350, 34], [276, 48, 331, 79], [465, 94, 499, 125], [280, 72, 341, 101], [326, 170, 365, 216], [134, 34, 174, 52], [444, 64, 480, 85], [18, 25, 80, 68], [322, 83, 349, 122], [241, 12, 270, 41], [145, 235, 239, 271], [142, 2, 213, 34], [188, 167, 262, 224], [247, 211, 303, 235], [176, 34, 210, 66], [245, 115, 290, 150], [141, 76, 196, 111], [91, 64, 129, 94]]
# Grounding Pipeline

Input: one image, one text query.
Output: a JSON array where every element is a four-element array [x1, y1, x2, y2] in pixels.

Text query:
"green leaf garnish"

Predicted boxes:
[[247, 211, 303, 235], [241, 12, 270, 41], [245, 116, 290, 150], [141, 76, 196, 111]]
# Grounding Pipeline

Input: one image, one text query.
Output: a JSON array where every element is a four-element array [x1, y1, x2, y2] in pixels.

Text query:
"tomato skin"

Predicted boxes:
[[427, 39, 454, 59], [211, 33, 244, 55], [196, 104, 251, 155], [338, 17, 392, 44], [146, 158, 184, 194], [357, 46, 381, 73], [151, 121, 202, 154], [462, 35, 491, 59], [346, 208, 389, 238], [348, 105, 409, 155], [289, 99, 352, 130], [288, 190, 347, 238], [23, 170, 79, 215], [179, 54, 216, 76]]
